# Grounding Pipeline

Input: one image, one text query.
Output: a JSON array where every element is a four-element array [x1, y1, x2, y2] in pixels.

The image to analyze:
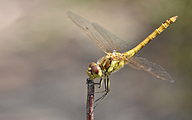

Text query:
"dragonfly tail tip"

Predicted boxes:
[[172, 16, 178, 21]]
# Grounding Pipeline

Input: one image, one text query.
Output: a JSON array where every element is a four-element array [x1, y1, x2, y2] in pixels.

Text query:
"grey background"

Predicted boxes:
[[0, 0, 191, 120]]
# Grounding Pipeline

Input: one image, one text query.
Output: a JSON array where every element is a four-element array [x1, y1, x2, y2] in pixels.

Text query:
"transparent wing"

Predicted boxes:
[[125, 57, 174, 82], [67, 11, 129, 53]]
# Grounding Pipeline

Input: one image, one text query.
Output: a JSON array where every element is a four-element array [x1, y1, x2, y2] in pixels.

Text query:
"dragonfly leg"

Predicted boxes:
[[94, 75, 110, 109], [94, 75, 103, 89], [94, 75, 106, 94]]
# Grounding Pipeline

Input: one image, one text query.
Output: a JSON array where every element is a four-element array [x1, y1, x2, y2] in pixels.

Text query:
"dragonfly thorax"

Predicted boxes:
[[86, 62, 102, 79], [87, 53, 125, 79], [99, 53, 125, 75]]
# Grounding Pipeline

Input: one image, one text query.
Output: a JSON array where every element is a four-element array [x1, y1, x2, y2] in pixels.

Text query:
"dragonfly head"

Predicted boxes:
[[86, 62, 102, 79]]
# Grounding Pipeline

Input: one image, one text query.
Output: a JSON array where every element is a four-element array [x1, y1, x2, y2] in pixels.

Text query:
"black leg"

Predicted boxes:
[[94, 74, 110, 109]]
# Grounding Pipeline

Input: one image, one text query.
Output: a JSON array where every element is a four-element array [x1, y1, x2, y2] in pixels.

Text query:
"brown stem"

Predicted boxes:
[[86, 78, 94, 120]]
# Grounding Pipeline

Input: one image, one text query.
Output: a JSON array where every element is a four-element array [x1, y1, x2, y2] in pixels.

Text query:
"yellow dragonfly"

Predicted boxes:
[[67, 11, 177, 108]]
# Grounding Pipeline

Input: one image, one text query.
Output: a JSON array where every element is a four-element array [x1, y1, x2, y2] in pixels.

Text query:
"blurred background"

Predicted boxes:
[[0, 0, 191, 120]]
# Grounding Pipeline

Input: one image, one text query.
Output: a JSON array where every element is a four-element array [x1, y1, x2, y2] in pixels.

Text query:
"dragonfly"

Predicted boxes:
[[67, 11, 178, 108]]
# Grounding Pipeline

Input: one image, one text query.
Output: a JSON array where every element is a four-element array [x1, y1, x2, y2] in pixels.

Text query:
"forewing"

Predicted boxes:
[[92, 23, 129, 53], [67, 11, 129, 53], [125, 57, 174, 82]]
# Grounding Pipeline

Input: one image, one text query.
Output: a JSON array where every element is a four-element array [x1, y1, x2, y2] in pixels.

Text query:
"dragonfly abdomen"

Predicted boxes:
[[123, 16, 178, 58]]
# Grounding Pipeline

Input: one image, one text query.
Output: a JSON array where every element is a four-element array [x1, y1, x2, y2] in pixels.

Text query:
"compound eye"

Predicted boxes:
[[89, 62, 95, 68], [92, 65, 99, 74]]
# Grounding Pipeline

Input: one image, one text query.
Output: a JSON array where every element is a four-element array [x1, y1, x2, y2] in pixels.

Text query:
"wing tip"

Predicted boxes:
[[170, 79, 175, 83], [67, 11, 72, 15]]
